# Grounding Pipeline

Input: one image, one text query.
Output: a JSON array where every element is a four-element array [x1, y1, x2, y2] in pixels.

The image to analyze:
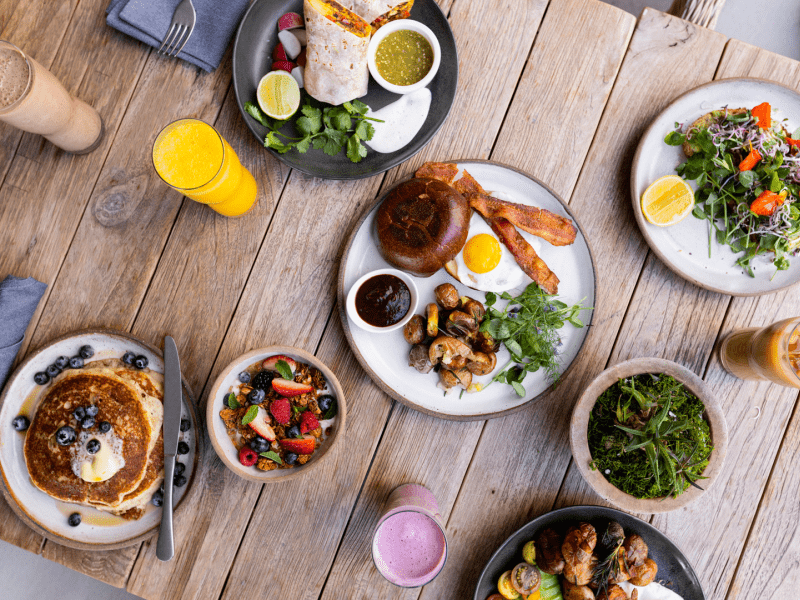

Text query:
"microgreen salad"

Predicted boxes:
[[664, 102, 800, 276]]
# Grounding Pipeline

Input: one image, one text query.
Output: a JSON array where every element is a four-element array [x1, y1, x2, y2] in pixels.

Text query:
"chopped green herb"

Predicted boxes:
[[225, 392, 240, 409], [259, 450, 283, 464], [275, 360, 293, 381], [322, 399, 337, 420], [241, 405, 259, 426]]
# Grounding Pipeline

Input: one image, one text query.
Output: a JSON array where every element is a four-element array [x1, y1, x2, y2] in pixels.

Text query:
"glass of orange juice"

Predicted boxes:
[[152, 118, 257, 217], [719, 317, 800, 388]]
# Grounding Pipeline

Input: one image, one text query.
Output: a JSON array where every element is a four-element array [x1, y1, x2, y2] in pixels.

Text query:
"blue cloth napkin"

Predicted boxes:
[[106, 0, 250, 72], [0, 276, 46, 389]]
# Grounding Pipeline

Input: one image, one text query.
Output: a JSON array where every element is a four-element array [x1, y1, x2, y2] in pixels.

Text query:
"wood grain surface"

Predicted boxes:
[[3, 2, 800, 599]]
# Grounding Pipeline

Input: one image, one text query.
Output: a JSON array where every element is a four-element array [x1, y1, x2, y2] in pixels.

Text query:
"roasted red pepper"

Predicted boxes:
[[750, 190, 785, 216], [739, 147, 762, 171], [752, 102, 771, 129], [787, 137, 800, 150]]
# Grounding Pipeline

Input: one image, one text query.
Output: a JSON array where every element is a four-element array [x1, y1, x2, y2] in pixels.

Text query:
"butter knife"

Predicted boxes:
[[157, 336, 182, 561]]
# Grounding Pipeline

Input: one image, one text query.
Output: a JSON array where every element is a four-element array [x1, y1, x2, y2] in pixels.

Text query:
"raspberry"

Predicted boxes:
[[238, 446, 258, 467], [270, 398, 291, 425], [299, 411, 320, 434]]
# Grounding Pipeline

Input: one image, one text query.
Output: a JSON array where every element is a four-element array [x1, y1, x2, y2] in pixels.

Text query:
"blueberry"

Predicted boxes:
[[173, 474, 187, 487], [98, 421, 111, 433], [86, 439, 101, 454], [247, 388, 265, 405], [72, 406, 86, 421], [251, 370, 274, 391], [238, 371, 251, 384], [79, 345, 94, 359], [69, 356, 84, 369], [54, 356, 69, 369], [81, 417, 95, 429], [151, 490, 163, 507], [284, 452, 298, 465], [12, 416, 29, 431], [174, 462, 186, 475], [133, 355, 148, 370], [122, 351, 136, 365], [286, 425, 301, 439], [67, 513, 81, 527], [33, 372, 49, 385], [85, 405, 99, 418], [179, 418, 190, 432], [45, 364, 61, 379], [317, 394, 334, 413], [56, 426, 77, 446], [177, 441, 190, 455], [250, 437, 270, 453]]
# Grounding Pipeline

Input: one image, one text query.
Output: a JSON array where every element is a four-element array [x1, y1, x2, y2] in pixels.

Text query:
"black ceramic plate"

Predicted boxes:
[[232, 0, 458, 180], [473, 506, 705, 600]]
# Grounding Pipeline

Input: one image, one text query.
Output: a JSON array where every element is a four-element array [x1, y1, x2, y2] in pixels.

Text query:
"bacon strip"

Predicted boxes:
[[453, 169, 487, 196], [488, 217, 559, 294], [415, 162, 459, 184], [467, 192, 577, 246]]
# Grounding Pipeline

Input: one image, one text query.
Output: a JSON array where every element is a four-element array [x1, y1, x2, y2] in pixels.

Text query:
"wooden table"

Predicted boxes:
[[2, 1, 799, 598]]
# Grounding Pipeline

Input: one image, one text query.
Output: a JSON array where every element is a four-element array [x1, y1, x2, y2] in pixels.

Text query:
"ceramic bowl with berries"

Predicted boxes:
[[207, 346, 346, 483]]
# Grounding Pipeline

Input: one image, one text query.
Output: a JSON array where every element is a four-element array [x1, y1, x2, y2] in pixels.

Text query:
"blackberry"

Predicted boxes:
[[250, 370, 274, 391]]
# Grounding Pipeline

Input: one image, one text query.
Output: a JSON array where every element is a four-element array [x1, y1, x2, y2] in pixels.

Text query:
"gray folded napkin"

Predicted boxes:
[[0, 276, 46, 389], [106, 0, 250, 72]]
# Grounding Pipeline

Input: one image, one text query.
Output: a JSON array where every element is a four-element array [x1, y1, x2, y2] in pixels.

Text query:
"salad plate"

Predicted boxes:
[[631, 78, 800, 296], [232, 0, 458, 180], [337, 160, 596, 421], [0, 330, 201, 550]]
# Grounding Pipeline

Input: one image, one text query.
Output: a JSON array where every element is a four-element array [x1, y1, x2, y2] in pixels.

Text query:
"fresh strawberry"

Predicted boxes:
[[238, 446, 258, 466], [299, 411, 320, 434], [296, 47, 307, 67], [279, 435, 315, 455], [271, 61, 295, 73], [247, 407, 276, 441], [272, 43, 289, 62], [277, 12, 303, 31], [272, 378, 313, 397], [270, 398, 291, 425], [262, 354, 297, 374]]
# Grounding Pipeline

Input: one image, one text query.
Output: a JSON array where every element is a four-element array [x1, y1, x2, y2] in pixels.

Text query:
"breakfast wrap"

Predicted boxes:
[[304, 0, 371, 105], [349, 0, 414, 29]]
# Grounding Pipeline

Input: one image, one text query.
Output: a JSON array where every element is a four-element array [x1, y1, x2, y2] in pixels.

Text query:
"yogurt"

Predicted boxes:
[[364, 88, 431, 153], [619, 581, 685, 600]]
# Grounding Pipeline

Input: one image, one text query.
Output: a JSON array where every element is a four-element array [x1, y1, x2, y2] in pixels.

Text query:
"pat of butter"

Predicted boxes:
[[79, 441, 123, 482]]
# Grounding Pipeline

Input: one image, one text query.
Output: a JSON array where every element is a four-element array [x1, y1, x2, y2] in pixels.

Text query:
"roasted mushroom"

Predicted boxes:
[[623, 535, 648, 567], [445, 310, 478, 337], [429, 335, 475, 367], [434, 283, 460, 309], [439, 367, 472, 390], [403, 315, 426, 345], [466, 351, 496, 376], [475, 330, 501, 353], [461, 297, 486, 322], [426, 303, 439, 337], [628, 558, 657, 586], [562, 523, 598, 585], [408, 344, 433, 373], [595, 584, 630, 600], [448, 355, 468, 370], [562, 580, 596, 600], [535, 527, 566, 575]]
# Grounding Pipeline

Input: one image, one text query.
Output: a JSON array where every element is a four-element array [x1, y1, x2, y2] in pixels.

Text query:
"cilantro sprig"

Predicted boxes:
[[244, 95, 383, 163]]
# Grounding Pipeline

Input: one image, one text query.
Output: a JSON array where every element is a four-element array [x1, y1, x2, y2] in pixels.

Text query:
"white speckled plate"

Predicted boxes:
[[0, 330, 202, 550], [337, 160, 596, 421], [631, 78, 800, 296]]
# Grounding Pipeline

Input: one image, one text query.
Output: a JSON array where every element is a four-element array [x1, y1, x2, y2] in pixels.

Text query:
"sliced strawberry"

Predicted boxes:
[[279, 435, 315, 455], [272, 43, 289, 63], [296, 47, 307, 67], [262, 355, 297, 374], [247, 407, 276, 441], [278, 12, 303, 31], [270, 397, 291, 425], [238, 446, 258, 466], [272, 378, 313, 397], [299, 411, 320, 434]]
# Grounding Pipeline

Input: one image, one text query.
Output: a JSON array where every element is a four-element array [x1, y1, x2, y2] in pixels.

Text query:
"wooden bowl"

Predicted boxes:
[[206, 346, 346, 484], [570, 357, 727, 513]]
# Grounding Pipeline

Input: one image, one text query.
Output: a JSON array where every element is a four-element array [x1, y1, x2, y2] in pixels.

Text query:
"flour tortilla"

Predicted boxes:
[[349, 0, 403, 23]]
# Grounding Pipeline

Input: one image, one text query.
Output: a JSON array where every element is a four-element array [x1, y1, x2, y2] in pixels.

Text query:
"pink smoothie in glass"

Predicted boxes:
[[372, 510, 447, 587]]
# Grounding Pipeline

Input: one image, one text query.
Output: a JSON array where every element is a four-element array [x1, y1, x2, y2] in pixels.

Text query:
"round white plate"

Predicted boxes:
[[631, 77, 800, 296], [337, 160, 596, 420], [0, 330, 201, 550]]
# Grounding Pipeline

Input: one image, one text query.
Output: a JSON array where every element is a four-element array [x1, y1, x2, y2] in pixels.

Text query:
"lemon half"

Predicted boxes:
[[641, 175, 694, 227], [257, 71, 300, 120]]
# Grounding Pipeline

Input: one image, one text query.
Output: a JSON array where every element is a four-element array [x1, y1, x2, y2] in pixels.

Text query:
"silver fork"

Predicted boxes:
[[158, 0, 196, 58]]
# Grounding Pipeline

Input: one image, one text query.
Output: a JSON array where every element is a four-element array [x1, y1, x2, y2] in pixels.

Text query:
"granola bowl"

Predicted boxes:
[[206, 346, 346, 483]]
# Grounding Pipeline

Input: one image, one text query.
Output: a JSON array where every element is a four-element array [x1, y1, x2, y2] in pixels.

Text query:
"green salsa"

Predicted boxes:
[[375, 30, 434, 86]]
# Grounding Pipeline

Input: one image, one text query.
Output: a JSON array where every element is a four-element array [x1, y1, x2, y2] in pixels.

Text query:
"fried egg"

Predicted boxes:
[[446, 199, 540, 292]]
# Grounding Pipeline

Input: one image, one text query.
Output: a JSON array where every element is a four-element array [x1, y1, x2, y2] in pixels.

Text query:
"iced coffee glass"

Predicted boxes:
[[0, 40, 103, 153], [719, 317, 800, 388]]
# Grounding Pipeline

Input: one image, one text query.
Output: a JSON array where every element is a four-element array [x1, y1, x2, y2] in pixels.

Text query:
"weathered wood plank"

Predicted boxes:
[[41, 543, 139, 589], [423, 9, 725, 599]]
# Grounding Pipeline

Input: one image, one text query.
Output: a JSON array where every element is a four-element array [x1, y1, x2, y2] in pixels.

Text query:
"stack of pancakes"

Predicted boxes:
[[23, 360, 165, 519]]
